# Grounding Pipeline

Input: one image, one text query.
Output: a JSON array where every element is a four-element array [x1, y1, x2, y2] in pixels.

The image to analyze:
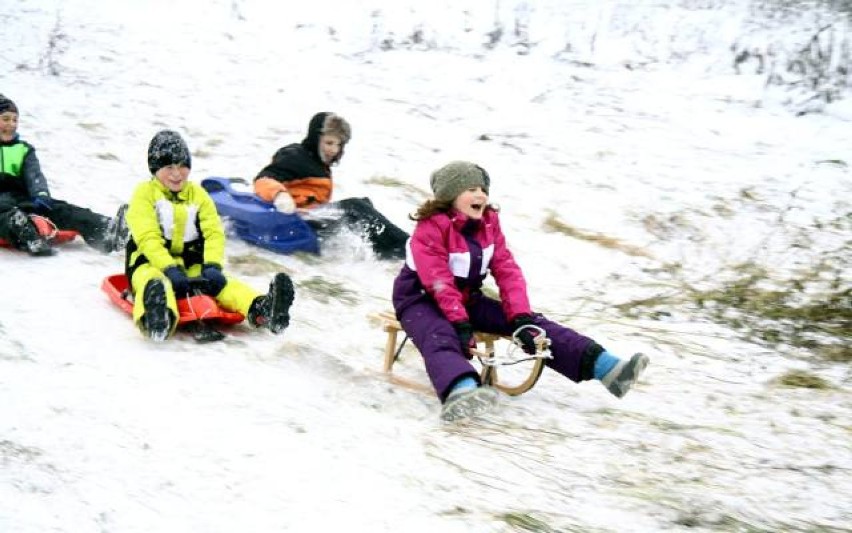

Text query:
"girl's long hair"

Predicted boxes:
[[410, 199, 451, 220], [410, 199, 498, 221]]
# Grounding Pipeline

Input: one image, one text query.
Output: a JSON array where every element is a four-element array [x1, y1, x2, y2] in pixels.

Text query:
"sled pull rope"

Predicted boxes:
[[187, 287, 215, 321], [478, 325, 553, 367], [185, 288, 204, 318], [183, 277, 217, 320], [186, 286, 226, 343]]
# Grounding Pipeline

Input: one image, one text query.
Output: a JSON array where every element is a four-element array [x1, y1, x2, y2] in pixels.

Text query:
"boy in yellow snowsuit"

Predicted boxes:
[[125, 129, 294, 341]]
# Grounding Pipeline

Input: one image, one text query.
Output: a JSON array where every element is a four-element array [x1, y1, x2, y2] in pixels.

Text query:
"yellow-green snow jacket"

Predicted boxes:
[[125, 178, 225, 282]]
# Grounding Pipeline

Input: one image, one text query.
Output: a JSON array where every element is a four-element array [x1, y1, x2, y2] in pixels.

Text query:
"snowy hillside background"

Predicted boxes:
[[1, 1, 850, 532]]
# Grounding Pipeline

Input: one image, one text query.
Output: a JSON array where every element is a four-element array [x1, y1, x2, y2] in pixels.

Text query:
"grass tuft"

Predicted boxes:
[[299, 276, 358, 305], [228, 253, 292, 276], [497, 512, 557, 533], [774, 370, 832, 389], [364, 175, 429, 202], [543, 212, 652, 258]]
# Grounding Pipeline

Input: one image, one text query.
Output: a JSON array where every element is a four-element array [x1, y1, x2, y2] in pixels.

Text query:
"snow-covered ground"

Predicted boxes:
[[1, 1, 850, 531]]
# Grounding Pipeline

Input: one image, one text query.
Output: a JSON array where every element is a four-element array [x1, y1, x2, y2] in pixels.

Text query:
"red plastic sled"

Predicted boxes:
[[101, 273, 245, 326], [0, 214, 79, 248]]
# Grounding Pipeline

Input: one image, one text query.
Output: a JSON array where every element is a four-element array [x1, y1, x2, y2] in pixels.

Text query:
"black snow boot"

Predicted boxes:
[[141, 279, 172, 342], [248, 273, 295, 334], [8, 209, 53, 256], [99, 204, 130, 253]]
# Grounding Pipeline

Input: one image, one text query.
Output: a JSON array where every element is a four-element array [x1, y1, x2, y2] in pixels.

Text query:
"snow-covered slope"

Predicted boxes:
[[2, 1, 849, 531]]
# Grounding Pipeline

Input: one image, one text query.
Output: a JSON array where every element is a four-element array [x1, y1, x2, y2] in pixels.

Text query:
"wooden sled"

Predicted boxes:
[[370, 310, 550, 397]]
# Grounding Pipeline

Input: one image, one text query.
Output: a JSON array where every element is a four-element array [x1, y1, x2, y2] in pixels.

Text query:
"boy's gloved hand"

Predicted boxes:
[[32, 193, 53, 211], [453, 321, 477, 359], [201, 263, 227, 296], [273, 192, 296, 214], [512, 314, 540, 355], [163, 265, 190, 297]]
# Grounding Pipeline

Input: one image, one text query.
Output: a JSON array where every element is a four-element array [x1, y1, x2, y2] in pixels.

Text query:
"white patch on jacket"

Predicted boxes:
[[480, 244, 494, 275], [406, 243, 495, 278], [154, 199, 201, 242], [448, 251, 471, 277]]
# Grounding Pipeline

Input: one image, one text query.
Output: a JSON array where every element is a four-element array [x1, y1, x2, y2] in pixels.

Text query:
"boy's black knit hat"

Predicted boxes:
[[430, 161, 490, 203], [0, 94, 18, 115], [148, 130, 191, 175]]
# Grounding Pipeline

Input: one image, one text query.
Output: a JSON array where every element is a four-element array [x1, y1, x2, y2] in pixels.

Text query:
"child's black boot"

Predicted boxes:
[[248, 273, 295, 334], [100, 203, 130, 253], [8, 209, 53, 256], [141, 278, 172, 342]]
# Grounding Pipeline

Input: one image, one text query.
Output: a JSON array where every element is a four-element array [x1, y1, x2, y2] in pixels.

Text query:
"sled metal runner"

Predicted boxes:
[[370, 310, 551, 396]]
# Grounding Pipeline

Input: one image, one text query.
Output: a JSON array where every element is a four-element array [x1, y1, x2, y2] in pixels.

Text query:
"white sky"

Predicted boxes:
[[1, 1, 850, 531]]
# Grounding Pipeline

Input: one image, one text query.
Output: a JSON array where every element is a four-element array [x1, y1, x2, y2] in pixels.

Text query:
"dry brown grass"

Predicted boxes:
[[299, 275, 358, 305], [364, 175, 429, 203], [774, 369, 832, 389], [228, 253, 293, 276], [542, 212, 653, 258]]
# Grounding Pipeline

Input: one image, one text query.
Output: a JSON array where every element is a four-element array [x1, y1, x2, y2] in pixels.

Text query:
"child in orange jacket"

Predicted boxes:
[[254, 112, 409, 260]]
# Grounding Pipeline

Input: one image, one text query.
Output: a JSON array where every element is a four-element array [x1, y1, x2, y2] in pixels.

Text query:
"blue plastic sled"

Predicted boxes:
[[201, 177, 320, 255]]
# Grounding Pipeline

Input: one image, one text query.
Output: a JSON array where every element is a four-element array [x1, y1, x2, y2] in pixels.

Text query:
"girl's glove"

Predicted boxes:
[[453, 321, 477, 359], [512, 314, 541, 355]]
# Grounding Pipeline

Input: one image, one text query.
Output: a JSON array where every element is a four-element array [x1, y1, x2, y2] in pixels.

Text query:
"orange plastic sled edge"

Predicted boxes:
[[0, 215, 79, 248], [101, 273, 244, 326]]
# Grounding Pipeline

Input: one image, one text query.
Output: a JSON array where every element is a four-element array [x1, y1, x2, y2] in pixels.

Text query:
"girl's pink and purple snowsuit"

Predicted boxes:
[[392, 208, 601, 402]]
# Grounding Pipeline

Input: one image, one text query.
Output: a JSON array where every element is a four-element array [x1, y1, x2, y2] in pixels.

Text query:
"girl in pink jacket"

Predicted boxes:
[[392, 161, 649, 421]]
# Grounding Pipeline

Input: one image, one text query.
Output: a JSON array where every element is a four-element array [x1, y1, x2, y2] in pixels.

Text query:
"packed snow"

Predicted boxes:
[[1, 1, 850, 532]]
